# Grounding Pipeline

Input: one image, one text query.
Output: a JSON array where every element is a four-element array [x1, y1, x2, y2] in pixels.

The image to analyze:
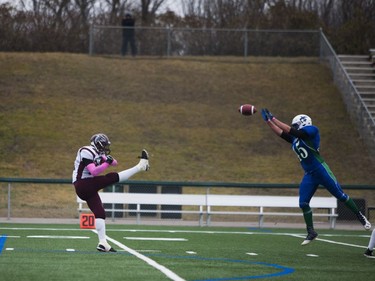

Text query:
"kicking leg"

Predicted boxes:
[[118, 149, 149, 182]]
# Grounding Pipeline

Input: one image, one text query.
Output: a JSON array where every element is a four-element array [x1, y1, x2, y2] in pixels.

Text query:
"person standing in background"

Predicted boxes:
[[121, 13, 137, 57]]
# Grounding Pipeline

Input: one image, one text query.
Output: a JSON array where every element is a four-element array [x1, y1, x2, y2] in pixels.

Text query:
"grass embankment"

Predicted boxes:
[[1, 53, 374, 218]]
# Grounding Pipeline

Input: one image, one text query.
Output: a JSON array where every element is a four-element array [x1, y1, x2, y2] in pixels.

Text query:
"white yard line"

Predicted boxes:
[[1, 226, 369, 250], [290, 234, 367, 249], [124, 237, 187, 241], [92, 230, 186, 281], [27, 235, 90, 239]]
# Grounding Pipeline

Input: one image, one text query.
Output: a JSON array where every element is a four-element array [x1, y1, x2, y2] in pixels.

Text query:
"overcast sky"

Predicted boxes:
[[165, 0, 183, 15], [0, 0, 184, 15]]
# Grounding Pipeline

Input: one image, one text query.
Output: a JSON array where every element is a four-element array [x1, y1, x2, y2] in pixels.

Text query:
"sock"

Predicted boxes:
[[344, 197, 359, 213], [118, 166, 139, 182], [302, 206, 314, 228], [95, 218, 107, 244], [369, 229, 375, 250]]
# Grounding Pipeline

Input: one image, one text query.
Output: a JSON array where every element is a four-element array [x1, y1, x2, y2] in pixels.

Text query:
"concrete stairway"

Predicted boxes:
[[338, 54, 375, 117]]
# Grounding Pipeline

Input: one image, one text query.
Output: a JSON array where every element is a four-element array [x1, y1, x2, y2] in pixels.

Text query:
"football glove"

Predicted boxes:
[[94, 155, 103, 166], [265, 108, 274, 120], [261, 109, 269, 121], [105, 155, 114, 164]]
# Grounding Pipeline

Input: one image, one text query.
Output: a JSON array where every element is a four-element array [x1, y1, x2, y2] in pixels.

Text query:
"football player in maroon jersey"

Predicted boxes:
[[73, 133, 149, 252]]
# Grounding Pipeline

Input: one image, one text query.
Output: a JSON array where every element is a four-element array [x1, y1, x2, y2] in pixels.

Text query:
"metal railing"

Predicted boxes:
[[1, 177, 374, 226], [319, 29, 375, 157]]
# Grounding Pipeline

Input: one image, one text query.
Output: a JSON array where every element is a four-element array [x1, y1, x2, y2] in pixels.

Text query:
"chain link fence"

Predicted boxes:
[[89, 26, 320, 57]]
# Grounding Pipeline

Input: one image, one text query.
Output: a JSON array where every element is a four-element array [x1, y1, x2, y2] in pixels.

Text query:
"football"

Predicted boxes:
[[238, 104, 257, 116]]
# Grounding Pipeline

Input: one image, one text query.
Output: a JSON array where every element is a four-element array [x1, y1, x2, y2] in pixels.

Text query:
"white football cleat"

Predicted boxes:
[[137, 149, 150, 171], [97, 242, 116, 252], [357, 211, 371, 230]]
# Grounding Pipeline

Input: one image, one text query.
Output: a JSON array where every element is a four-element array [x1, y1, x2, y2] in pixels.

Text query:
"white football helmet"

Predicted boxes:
[[291, 114, 312, 130], [90, 133, 111, 154]]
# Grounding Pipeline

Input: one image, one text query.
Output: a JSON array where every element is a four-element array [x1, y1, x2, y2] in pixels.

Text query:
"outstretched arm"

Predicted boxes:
[[265, 118, 283, 136], [261, 109, 294, 143], [271, 118, 292, 134]]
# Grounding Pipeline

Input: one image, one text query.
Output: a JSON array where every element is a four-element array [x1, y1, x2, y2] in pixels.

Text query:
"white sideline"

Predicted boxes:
[[91, 230, 186, 281]]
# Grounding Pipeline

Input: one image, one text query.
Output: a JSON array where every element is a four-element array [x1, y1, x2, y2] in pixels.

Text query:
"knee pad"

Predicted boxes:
[[338, 194, 349, 202], [299, 201, 310, 211]]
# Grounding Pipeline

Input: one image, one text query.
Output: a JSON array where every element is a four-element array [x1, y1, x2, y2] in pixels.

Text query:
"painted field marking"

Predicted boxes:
[[0, 235, 7, 254], [117, 229, 370, 249], [290, 234, 367, 249], [0, 226, 371, 238], [124, 237, 187, 241], [136, 249, 161, 253], [107, 229, 371, 239], [0, 226, 369, 250], [27, 235, 90, 239], [92, 230, 186, 281]]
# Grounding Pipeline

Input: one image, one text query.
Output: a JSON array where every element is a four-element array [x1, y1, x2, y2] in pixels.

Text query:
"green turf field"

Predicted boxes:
[[0, 223, 374, 281]]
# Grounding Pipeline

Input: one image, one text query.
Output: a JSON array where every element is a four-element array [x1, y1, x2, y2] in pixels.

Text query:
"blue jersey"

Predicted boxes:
[[280, 124, 348, 205], [291, 125, 325, 173]]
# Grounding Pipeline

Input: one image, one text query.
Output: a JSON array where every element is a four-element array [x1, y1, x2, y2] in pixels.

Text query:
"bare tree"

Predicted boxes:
[[43, 0, 71, 27], [101, 0, 132, 24], [74, 0, 96, 26], [140, 0, 166, 24], [1, 0, 374, 53]]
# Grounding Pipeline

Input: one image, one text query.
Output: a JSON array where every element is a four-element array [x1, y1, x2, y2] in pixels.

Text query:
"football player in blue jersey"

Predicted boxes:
[[261, 109, 371, 245]]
